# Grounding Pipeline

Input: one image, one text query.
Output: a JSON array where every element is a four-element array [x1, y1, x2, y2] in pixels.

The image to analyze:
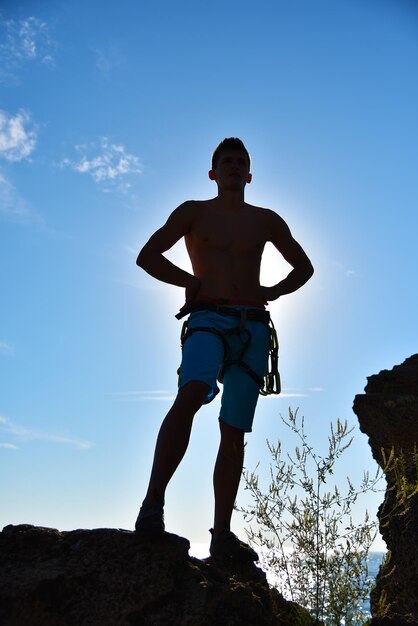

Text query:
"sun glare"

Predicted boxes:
[[164, 241, 193, 311], [260, 242, 290, 289]]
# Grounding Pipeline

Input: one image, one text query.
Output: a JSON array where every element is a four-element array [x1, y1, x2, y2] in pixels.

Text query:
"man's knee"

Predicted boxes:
[[176, 380, 210, 411], [219, 420, 245, 451]]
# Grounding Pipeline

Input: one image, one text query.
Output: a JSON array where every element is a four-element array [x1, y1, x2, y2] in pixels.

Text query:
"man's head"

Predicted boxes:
[[209, 138, 252, 186], [211, 137, 251, 171]]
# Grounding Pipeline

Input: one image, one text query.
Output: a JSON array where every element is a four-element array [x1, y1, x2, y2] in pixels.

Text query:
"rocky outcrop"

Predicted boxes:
[[353, 354, 418, 626], [7, 356, 418, 625], [0, 524, 314, 626]]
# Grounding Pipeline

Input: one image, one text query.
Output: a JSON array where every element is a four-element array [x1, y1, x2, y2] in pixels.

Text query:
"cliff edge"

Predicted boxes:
[[353, 354, 418, 626], [0, 524, 314, 625]]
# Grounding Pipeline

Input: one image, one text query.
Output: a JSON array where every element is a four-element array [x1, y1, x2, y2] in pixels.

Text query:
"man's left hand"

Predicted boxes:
[[260, 285, 281, 303]]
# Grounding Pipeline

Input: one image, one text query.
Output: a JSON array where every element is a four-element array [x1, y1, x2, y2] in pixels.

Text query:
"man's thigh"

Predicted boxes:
[[220, 321, 270, 433], [178, 328, 224, 404]]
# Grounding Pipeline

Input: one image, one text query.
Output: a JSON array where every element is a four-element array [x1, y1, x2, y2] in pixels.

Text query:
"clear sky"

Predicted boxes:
[[1, 0, 417, 554]]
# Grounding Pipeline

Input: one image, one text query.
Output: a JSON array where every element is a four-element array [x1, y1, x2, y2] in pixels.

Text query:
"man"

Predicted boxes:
[[135, 138, 313, 561]]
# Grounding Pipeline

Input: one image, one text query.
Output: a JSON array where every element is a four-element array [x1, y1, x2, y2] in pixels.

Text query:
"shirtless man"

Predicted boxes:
[[135, 138, 313, 560]]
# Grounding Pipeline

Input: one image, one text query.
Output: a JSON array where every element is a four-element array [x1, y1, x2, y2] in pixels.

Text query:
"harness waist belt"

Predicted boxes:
[[175, 301, 270, 323]]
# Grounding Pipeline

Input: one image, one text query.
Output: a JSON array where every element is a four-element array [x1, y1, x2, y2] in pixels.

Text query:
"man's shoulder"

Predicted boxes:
[[175, 199, 213, 213], [244, 203, 290, 235], [169, 200, 213, 231], [244, 202, 280, 220]]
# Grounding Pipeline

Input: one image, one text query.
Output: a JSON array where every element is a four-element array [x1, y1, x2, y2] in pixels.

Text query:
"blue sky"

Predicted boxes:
[[1, 0, 417, 554]]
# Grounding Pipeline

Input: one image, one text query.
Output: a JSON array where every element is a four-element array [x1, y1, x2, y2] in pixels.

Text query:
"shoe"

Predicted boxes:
[[135, 497, 165, 536], [209, 528, 259, 562]]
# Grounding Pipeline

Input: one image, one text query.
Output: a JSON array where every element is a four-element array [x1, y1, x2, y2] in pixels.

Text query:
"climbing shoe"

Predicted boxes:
[[209, 528, 259, 562], [135, 497, 165, 536]]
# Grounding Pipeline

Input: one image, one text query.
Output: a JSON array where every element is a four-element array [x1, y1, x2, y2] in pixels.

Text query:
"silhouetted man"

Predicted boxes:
[[135, 138, 313, 560]]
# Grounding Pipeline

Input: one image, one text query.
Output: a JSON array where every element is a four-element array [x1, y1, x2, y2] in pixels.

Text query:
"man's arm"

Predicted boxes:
[[137, 201, 201, 302], [261, 210, 314, 302]]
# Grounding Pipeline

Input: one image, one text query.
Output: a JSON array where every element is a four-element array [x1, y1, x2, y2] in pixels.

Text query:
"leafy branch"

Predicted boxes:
[[237, 408, 383, 625]]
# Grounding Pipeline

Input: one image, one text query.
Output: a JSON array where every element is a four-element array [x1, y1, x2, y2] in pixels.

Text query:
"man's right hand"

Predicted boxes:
[[178, 277, 201, 317]]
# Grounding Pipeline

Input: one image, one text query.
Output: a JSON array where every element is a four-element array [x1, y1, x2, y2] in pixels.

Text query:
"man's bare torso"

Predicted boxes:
[[184, 198, 270, 302], [137, 183, 312, 309]]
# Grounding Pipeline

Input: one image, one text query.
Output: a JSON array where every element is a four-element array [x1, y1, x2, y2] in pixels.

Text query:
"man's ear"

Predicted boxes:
[[208, 169, 217, 181], [247, 173, 252, 183]]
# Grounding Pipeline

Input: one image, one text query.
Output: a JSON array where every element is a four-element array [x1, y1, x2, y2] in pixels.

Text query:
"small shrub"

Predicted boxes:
[[238, 408, 382, 625]]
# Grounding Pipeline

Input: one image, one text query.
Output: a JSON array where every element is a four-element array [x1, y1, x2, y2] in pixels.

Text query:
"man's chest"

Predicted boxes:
[[190, 212, 266, 253]]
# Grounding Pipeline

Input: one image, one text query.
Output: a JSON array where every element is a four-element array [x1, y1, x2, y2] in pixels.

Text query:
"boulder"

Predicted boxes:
[[0, 524, 314, 625], [353, 354, 418, 625]]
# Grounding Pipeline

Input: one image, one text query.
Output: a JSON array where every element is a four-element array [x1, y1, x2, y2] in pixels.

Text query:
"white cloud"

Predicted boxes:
[[0, 171, 35, 223], [110, 390, 176, 401], [93, 45, 126, 77], [279, 392, 308, 398], [261, 392, 308, 400], [0, 16, 55, 83], [333, 261, 357, 279], [0, 110, 40, 224], [262, 387, 325, 399], [60, 137, 141, 190], [0, 109, 37, 162], [0, 442, 19, 450], [0, 416, 92, 450], [112, 388, 314, 401], [0, 340, 15, 356]]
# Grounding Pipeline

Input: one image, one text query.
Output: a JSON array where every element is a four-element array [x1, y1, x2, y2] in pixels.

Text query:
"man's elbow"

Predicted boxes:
[[136, 247, 149, 268], [299, 259, 314, 284], [307, 260, 314, 279]]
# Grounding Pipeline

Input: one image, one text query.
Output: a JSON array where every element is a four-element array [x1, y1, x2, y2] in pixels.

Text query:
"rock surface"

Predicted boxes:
[[353, 354, 418, 626], [0, 524, 314, 626], [5, 355, 418, 625]]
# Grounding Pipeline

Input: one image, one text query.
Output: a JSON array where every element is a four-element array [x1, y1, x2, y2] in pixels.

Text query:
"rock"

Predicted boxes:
[[0, 524, 315, 626], [353, 354, 418, 626]]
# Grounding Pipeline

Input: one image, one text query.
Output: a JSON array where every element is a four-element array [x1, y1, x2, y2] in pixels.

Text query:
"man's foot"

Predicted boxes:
[[209, 528, 259, 562], [135, 497, 165, 536]]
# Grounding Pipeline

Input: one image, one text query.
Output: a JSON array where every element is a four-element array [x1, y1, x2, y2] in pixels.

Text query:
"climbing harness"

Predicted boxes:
[[176, 302, 281, 396]]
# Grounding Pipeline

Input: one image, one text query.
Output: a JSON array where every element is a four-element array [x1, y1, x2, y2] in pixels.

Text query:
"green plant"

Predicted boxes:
[[238, 408, 382, 625], [376, 588, 390, 618], [380, 445, 418, 507]]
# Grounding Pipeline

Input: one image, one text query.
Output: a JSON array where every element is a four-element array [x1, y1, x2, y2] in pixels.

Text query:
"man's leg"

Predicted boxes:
[[210, 420, 258, 560], [213, 420, 244, 536], [145, 380, 209, 501], [136, 380, 209, 533]]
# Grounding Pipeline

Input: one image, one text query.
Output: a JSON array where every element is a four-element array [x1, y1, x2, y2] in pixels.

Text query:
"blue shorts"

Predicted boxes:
[[178, 307, 270, 432]]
